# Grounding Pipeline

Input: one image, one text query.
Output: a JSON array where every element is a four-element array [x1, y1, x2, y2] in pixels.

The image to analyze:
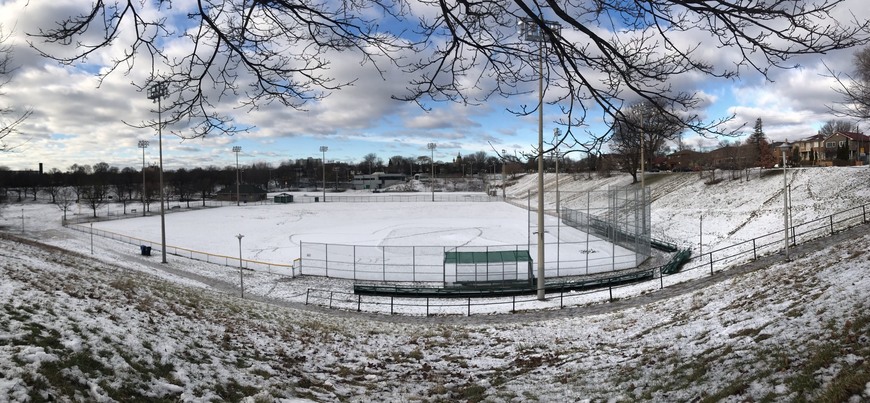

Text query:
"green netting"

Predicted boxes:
[[444, 250, 532, 265]]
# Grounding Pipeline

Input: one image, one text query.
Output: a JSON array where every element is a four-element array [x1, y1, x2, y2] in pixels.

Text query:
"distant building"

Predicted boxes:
[[216, 184, 267, 202], [351, 172, 407, 190]]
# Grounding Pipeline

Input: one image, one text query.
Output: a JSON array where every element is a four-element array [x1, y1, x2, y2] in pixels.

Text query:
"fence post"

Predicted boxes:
[[325, 243, 329, 278], [512, 296, 516, 313], [426, 298, 429, 317], [305, 289, 310, 305], [752, 239, 757, 260], [560, 290, 564, 309], [357, 295, 361, 312], [609, 286, 613, 303], [329, 292, 333, 309], [660, 268, 663, 289], [467, 298, 471, 316], [709, 252, 714, 275], [298, 242, 303, 276], [830, 215, 834, 235], [390, 297, 394, 315]]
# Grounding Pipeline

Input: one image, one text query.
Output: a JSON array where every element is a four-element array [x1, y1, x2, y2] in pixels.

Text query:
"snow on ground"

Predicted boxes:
[[86, 198, 636, 280], [1, 167, 870, 401]]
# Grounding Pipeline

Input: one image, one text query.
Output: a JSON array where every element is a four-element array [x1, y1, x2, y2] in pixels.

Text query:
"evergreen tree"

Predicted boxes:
[[837, 143, 850, 160], [749, 118, 767, 145]]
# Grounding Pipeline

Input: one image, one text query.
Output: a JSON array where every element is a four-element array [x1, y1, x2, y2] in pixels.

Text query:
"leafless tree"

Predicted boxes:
[[831, 47, 870, 120], [818, 119, 856, 136], [53, 186, 77, 224], [610, 100, 684, 183], [1, 26, 32, 152], [28, 0, 870, 151]]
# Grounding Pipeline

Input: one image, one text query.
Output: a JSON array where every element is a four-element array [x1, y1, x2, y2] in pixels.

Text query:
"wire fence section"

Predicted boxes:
[[291, 193, 501, 203], [66, 224, 296, 276], [297, 240, 638, 282]]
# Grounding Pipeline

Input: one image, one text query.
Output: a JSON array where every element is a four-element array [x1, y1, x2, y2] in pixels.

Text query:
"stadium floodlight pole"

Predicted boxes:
[[640, 109, 646, 190], [779, 142, 790, 260], [138, 140, 149, 217], [236, 233, 245, 298], [233, 146, 242, 206], [427, 143, 437, 202], [320, 146, 328, 201], [520, 16, 561, 300], [147, 81, 169, 264]]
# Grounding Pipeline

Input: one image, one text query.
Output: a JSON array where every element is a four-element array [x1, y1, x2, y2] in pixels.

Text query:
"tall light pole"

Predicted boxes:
[[427, 142, 437, 202], [147, 81, 169, 264], [639, 106, 647, 189], [320, 146, 328, 201], [138, 140, 149, 217], [233, 146, 242, 206], [779, 142, 790, 260], [236, 234, 245, 299], [520, 16, 561, 300]]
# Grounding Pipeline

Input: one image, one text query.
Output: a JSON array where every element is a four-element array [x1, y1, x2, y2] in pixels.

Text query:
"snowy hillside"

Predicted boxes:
[[505, 166, 870, 250], [1, 167, 870, 401]]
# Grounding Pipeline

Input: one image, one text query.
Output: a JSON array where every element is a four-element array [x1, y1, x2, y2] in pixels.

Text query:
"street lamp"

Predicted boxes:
[[236, 234, 245, 298], [147, 81, 169, 264], [233, 146, 242, 206], [320, 146, 328, 201], [427, 142, 437, 202], [779, 142, 790, 260], [138, 140, 149, 217], [520, 16, 561, 300]]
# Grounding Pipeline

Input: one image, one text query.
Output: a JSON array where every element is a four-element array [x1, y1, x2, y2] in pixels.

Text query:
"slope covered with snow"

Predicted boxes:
[[1, 167, 869, 401]]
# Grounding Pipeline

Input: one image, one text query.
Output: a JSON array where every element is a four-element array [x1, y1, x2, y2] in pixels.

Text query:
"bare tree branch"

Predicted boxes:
[[0, 25, 32, 152], [26, 0, 870, 146]]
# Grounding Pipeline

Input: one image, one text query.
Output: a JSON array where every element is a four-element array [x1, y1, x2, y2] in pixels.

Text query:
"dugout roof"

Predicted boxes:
[[443, 250, 532, 265]]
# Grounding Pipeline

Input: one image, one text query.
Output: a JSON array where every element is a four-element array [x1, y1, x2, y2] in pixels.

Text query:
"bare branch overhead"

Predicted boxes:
[[27, 0, 870, 145]]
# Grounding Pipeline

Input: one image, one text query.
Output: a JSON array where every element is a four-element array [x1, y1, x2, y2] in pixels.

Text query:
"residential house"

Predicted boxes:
[[791, 134, 826, 165], [821, 131, 870, 164]]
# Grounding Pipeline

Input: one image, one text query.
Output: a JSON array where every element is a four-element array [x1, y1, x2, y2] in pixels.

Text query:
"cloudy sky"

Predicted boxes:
[[0, 0, 868, 172]]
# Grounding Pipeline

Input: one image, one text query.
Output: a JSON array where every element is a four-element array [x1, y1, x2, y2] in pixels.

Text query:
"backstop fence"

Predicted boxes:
[[560, 187, 651, 266]]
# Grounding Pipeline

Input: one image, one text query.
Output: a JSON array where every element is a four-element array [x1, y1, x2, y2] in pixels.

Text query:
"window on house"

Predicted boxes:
[[826, 142, 836, 148], [840, 141, 846, 147]]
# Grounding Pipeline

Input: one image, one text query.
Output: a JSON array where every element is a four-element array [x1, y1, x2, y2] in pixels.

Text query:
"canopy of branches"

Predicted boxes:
[[29, 0, 870, 153]]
